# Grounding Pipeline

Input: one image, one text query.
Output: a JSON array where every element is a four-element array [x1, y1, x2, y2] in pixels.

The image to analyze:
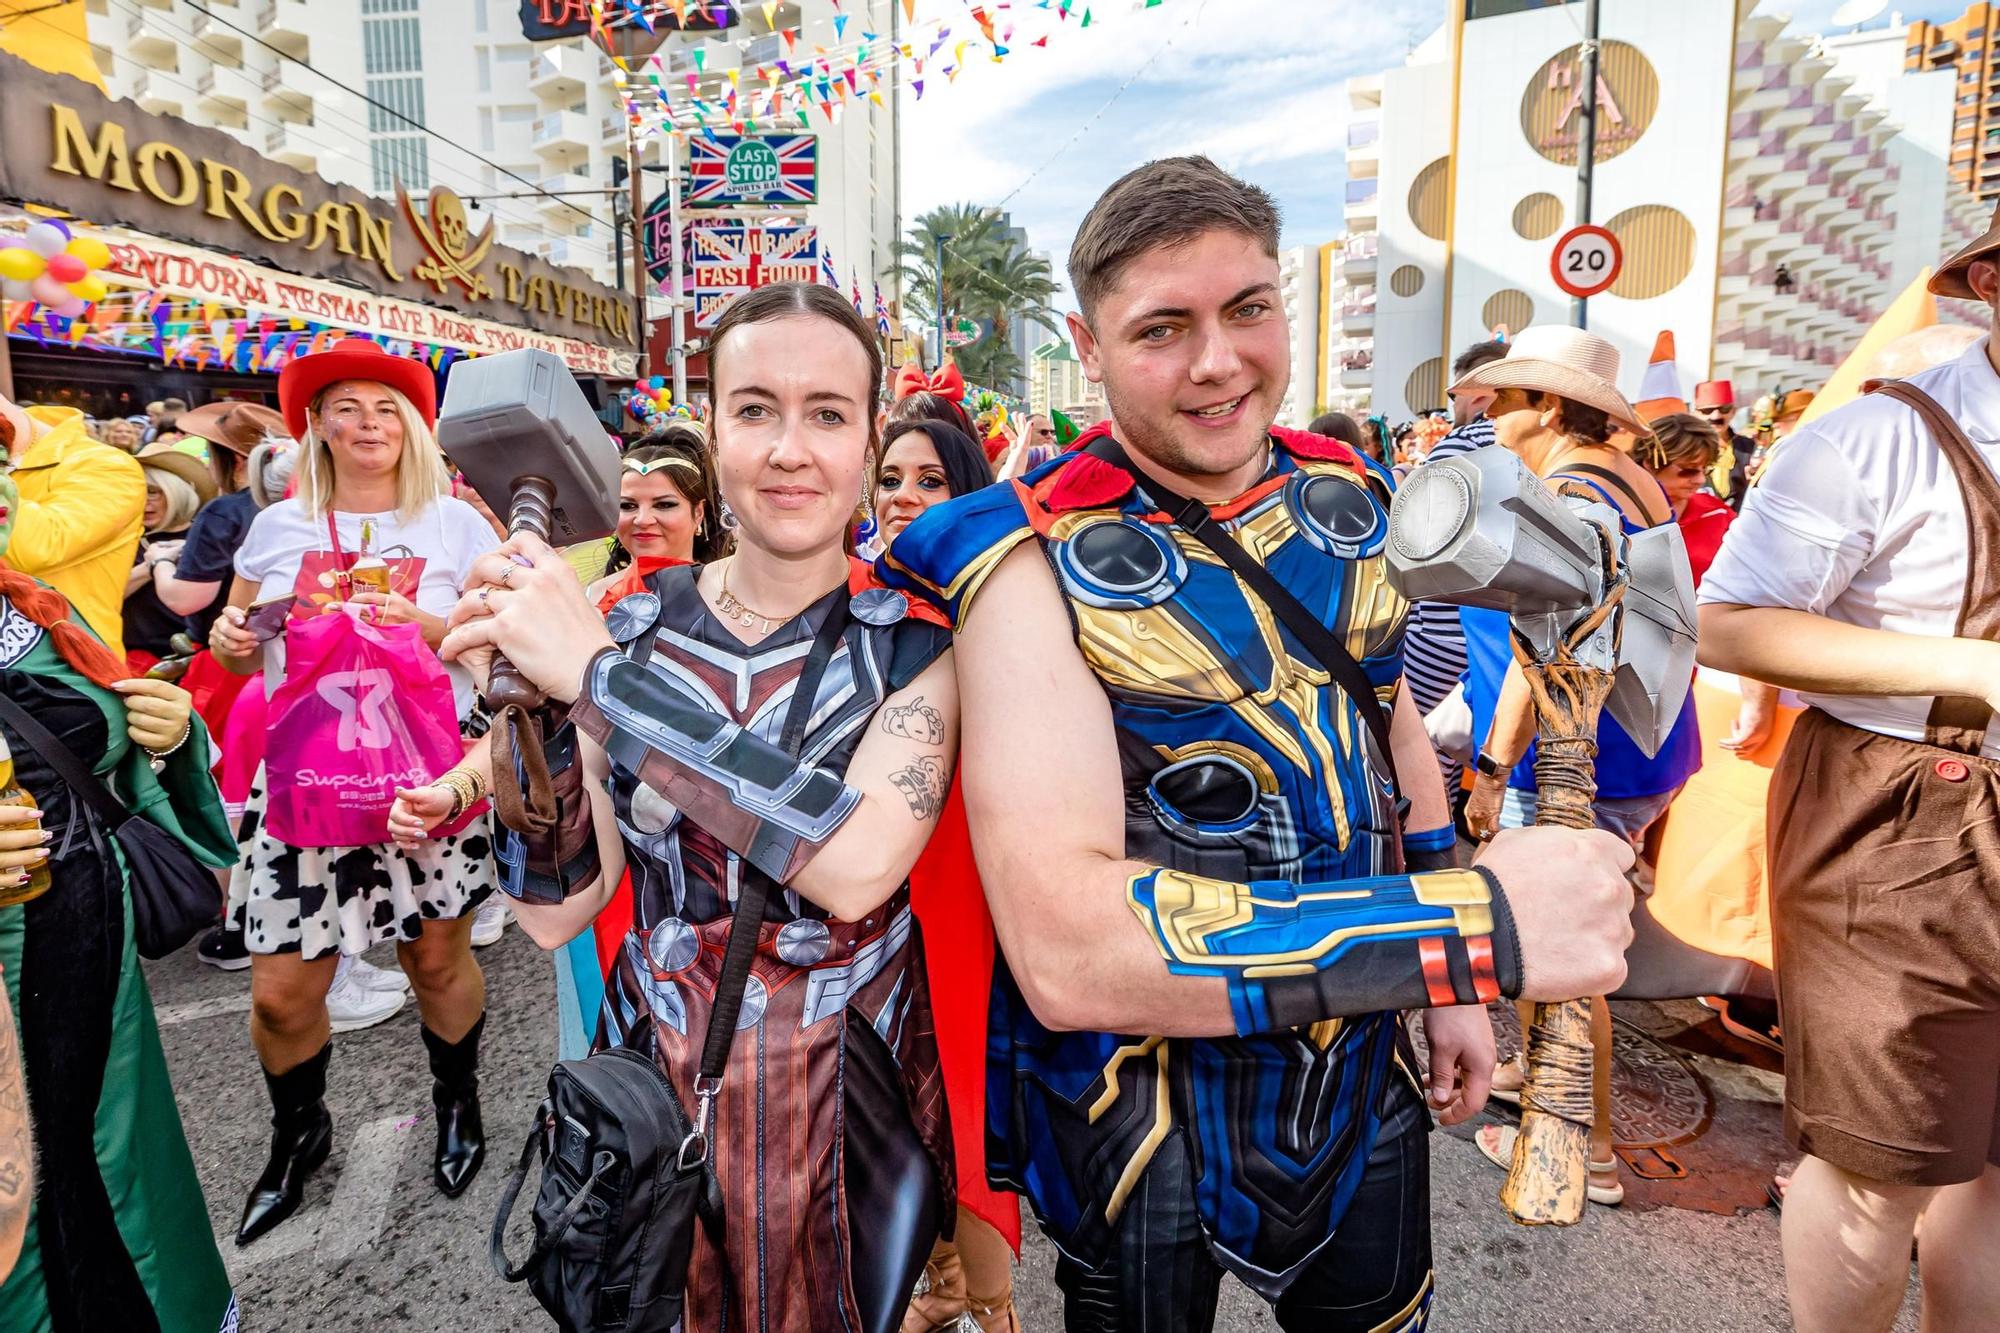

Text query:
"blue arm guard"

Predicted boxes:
[[1127, 864, 1522, 1035]]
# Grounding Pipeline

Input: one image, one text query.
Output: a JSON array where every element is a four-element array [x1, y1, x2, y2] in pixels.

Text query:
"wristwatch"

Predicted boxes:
[[1474, 751, 1507, 779]]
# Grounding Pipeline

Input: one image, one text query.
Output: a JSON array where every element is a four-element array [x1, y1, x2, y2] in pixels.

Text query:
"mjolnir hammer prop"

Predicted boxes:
[[1384, 447, 1697, 1225], [437, 348, 621, 833]]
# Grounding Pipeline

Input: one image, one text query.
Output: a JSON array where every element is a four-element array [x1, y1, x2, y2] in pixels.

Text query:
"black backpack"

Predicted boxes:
[[489, 1046, 720, 1332]]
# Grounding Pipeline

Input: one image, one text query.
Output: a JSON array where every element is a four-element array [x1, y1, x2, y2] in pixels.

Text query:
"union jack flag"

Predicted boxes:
[[685, 133, 819, 206], [850, 271, 863, 314], [874, 283, 891, 337], [687, 220, 820, 330], [820, 245, 839, 290]]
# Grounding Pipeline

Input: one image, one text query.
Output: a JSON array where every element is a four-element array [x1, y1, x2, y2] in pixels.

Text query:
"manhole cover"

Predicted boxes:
[[1413, 1005, 1714, 1149]]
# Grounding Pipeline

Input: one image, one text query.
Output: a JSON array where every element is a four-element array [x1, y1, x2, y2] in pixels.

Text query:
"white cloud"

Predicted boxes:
[[897, 0, 1417, 312]]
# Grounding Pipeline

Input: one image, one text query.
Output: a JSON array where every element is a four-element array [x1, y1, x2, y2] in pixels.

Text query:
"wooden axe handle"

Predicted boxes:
[[1499, 656, 1614, 1227]]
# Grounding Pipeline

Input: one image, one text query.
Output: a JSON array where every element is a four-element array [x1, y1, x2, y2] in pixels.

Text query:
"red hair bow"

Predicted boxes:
[[893, 360, 965, 403]]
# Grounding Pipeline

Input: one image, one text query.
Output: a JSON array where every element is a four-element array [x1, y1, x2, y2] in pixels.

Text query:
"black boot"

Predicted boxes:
[[422, 1013, 486, 1198], [237, 1043, 334, 1246]]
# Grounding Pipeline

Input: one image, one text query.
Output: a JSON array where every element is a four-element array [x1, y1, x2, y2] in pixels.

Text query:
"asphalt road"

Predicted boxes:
[[145, 928, 1921, 1332]]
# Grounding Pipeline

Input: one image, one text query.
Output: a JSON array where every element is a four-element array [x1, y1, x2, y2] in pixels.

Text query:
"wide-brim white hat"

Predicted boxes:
[[1449, 325, 1646, 435]]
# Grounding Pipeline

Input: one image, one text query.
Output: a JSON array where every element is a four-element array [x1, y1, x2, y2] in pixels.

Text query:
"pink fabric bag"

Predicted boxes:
[[264, 610, 483, 848]]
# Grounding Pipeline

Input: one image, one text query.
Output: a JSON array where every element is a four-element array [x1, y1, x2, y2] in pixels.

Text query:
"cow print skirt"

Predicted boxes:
[[225, 769, 497, 961]]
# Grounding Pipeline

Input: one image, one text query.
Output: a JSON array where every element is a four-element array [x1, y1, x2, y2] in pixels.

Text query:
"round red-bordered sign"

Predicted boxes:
[[1551, 225, 1623, 299]]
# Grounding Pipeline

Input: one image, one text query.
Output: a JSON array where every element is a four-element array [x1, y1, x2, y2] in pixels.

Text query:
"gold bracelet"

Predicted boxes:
[[436, 770, 477, 820]]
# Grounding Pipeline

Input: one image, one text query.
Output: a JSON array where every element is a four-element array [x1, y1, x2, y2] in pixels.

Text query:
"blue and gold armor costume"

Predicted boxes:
[[883, 426, 1521, 1322]]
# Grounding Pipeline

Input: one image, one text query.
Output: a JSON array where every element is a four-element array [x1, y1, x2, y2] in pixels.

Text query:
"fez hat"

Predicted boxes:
[[1693, 380, 1735, 410]]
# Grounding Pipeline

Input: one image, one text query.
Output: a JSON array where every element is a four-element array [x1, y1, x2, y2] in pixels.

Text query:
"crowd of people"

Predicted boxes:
[[0, 150, 1993, 1333]]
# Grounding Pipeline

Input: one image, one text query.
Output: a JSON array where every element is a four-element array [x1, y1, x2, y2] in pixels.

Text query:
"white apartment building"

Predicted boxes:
[[1277, 244, 1320, 426], [82, 0, 901, 311], [1337, 2, 1989, 420], [1031, 336, 1105, 423]]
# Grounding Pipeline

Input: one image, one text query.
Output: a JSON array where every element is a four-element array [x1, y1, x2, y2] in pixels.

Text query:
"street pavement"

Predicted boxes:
[[145, 927, 1920, 1332]]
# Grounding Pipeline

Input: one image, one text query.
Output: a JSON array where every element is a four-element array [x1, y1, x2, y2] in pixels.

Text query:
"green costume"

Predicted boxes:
[[0, 612, 239, 1333]]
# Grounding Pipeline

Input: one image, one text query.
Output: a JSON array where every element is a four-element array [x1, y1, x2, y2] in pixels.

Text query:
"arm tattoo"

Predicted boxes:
[[879, 695, 945, 746], [888, 753, 949, 821], [0, 983, 29, 1206]]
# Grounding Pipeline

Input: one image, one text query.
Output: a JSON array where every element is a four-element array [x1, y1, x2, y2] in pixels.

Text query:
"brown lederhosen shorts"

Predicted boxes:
[[1766, 380, 2000, 1188]]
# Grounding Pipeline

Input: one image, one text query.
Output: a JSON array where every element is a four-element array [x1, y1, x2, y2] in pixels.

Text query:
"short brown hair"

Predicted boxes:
[[709, 282, 883, 450], [1068, 156, 1280, 320], [1526, 389, 1614, 447], [1635, 412, 1719, 471]]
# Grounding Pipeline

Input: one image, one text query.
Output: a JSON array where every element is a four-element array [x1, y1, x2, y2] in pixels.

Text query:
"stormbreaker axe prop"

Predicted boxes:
[[1385, 447, 1696, 1225]]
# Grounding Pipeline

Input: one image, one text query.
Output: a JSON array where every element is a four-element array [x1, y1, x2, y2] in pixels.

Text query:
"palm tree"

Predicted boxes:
[[891, 204, 1063, 394]]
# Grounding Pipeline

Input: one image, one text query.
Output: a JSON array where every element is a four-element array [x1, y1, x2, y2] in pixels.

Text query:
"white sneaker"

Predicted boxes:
[[470, 900, 511, 949], [326, 958, 407, 1033], [346, 955, 412, 994]]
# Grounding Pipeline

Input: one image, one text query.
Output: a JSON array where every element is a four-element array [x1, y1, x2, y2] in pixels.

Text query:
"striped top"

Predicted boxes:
[[1401, 418, 1494, 786]]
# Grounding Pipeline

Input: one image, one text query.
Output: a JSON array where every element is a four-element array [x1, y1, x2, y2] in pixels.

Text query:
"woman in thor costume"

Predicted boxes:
[[395, 283, 958, 1332]]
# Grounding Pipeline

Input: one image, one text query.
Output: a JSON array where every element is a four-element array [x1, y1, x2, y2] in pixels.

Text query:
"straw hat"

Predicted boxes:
[[175, 400, 287, 457], [135, 436, 219, 506], [1931, 199, 2000, 300], [1447, 324, 1645, 435]]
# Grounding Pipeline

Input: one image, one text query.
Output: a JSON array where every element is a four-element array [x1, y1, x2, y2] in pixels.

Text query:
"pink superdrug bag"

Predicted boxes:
[[264, 610, 484, 848]]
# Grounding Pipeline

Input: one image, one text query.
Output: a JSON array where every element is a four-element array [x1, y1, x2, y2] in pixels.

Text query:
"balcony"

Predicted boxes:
[[254, 0, 312, 57], [602, 115, 629, 146], [1343, 234, 1376, 279], [1342, 291, 1376, 334], [190, 9, 242, 62], [124, 7, 176, 66], [259, 59, 325, 115], [264, 121, 318, 171], [529, 44, 589, 101], [1343, 178, 1378, 226], [537, 171, 598, 217], [1340, 363, 1374, 390], [196, 62, 253, 113], [532, 110, 593, 157], [125, 67, 183, 115]]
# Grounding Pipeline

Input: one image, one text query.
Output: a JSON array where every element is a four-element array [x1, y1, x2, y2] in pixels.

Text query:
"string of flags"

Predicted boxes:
[[586, 0, 1172, 141], [2, 288, 471, 376]]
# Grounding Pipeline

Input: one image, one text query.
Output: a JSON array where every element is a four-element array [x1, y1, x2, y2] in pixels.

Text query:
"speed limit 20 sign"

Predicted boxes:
[[1551, 224, 1623, 299]]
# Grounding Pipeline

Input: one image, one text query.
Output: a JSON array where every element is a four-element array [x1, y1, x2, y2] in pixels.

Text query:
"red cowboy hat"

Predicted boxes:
[[277, 337, 438, 439]]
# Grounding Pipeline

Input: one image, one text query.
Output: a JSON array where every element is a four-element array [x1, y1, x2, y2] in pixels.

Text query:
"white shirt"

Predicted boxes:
[[1699, 336, 2000, 757], [235, 496, 500, 709]]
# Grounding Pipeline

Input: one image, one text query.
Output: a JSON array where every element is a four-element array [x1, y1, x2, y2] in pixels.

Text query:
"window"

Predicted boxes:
[[475, 0, 488, 31], [370, 137, 429, 192], [1971, 26, 1987, 38], [478, 48, 491, 92], [366, 76, 424, 131], [362, 17, 421, 74]]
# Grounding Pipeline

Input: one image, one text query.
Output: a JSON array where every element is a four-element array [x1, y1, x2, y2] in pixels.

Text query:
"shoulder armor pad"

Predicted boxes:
[[876, 482, 1038, 629]]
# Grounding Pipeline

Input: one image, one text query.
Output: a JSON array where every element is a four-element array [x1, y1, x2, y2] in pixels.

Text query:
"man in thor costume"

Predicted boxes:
[[883, 156, 1638, 1332]]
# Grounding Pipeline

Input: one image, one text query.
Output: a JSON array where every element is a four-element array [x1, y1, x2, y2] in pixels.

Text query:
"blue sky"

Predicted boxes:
[[898, 0, 1971, 316]]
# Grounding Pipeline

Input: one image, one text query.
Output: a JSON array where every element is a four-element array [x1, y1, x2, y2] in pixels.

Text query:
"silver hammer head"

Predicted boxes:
[[1384, 447, 1697, 757], [437, 348, 622, 545]]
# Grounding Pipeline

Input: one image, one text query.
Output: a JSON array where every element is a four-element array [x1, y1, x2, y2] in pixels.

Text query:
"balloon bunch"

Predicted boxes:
[[0, 221, 112, 317], [626, 376, 698, 426]]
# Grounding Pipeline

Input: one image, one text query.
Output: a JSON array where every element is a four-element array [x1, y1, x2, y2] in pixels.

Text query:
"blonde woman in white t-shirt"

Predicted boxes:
[[207, 341, 499, 1248]]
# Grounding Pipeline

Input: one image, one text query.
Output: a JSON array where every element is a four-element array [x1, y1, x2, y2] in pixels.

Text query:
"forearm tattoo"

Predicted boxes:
[[888, 753, 949, 821], [879, 695, 945, 746], [0, 984, 31, 1209]]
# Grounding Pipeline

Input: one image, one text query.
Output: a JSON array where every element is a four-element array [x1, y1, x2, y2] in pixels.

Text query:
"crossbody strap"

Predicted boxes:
[[1081, 435, 1400, 802], [1554, 461, 1671, 528], [694, 586, 852, 1095], [0, 692, 127, 830]]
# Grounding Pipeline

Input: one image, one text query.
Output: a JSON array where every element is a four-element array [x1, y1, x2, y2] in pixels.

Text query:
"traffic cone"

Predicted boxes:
[[1633, 330, 1687, 423]]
